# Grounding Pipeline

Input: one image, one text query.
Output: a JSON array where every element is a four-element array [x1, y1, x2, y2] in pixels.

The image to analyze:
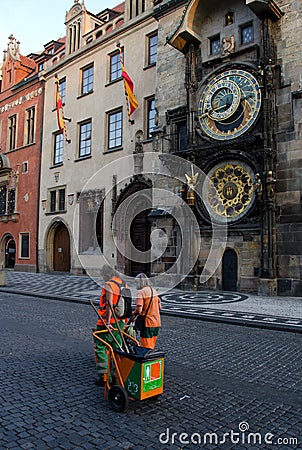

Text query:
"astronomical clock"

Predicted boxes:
[[198, 69, 262, 141], [197, 68, 262, 224]]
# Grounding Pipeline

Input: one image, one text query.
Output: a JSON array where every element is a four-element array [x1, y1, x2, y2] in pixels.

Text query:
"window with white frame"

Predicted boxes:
[[148, 33, 158, 66], [109, 50, 123, 83], [146, 97, 156, 139], [59, 78, 66, 105], [108, 109, 123, 150], [81, 64, 94, 95], [79, 120, 92, 158], [53, 132, 64, 165]]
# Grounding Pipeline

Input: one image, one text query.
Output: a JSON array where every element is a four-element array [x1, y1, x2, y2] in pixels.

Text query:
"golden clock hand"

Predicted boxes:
[[199, 110, 210, 119]]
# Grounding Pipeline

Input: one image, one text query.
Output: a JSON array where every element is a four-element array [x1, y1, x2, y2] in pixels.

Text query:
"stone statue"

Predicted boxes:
[[266, 170, 276, 198], [253, 173, 263, 198], [222, 36, 235, 55]]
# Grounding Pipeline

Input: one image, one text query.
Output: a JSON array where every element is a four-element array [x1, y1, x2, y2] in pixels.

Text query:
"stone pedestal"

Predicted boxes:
[[0, 270, 6, 286], [258, 278, 277, 297]]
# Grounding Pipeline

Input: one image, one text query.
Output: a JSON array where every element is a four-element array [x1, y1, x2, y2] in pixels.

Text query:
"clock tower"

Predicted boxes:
[[153, 0, 288, 294]]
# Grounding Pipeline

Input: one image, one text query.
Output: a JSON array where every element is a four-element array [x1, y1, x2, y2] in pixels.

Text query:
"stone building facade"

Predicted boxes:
[[1, 0, 301, 296], [150, 0, 301, 296], [38, 0, 158, 277]]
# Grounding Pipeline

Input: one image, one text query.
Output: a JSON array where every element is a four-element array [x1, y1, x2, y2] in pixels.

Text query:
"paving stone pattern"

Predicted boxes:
[[2, 271, 302, 333], [0, 292, 301, 449]]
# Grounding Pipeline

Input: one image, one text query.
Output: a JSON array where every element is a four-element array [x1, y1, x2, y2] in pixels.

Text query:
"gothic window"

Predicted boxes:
[[8, 114, 17, 150], [81, 64, 94, 95], [79, 120, 92, 158], [25, 106, 35, 145]]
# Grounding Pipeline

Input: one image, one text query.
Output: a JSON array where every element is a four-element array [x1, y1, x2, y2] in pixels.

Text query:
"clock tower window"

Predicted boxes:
[[209, 35, 221, 56]]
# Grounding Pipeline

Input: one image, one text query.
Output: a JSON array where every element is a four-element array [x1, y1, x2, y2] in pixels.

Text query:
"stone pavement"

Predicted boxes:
[[1, 291, 301, 450], [0, 270, 302, 333]]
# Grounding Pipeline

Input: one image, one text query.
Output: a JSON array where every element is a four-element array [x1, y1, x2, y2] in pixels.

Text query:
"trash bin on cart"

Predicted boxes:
[[114, 348, 164, 401]]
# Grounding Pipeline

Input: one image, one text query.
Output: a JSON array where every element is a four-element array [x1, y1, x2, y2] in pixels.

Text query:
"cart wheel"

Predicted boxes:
[[108, 385, 129, 412]]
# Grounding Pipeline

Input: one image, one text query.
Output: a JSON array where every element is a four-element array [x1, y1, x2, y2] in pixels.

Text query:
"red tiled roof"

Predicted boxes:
[[20, 55, 37, 71], [112, 2, 125, 13]]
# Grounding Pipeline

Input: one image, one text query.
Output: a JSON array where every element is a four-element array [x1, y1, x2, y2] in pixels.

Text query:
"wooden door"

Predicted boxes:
[[130, 210, 151, 276], [222, 249, 238, 291], [54, 224, 70, 272]]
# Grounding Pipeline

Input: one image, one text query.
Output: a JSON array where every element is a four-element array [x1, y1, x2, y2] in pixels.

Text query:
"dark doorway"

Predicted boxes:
[[114, 179, 152, 277], [130, 210, 151, 276], [222, 249, 238, 291], [53, 223, 70, 272], [5, 238, 16, 268]]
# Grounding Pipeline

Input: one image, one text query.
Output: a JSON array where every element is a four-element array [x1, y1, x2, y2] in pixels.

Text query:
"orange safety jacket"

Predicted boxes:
[[97, 276, 123, 326]]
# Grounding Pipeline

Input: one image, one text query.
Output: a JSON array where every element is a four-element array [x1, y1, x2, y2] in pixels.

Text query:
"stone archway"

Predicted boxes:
[[114, 177, 152, 277], [45, 220, 71, 272], [2, 235, 16, 269]]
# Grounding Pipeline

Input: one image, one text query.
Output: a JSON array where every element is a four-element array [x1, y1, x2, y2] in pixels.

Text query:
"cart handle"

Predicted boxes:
[[93, 330, 124, 388]]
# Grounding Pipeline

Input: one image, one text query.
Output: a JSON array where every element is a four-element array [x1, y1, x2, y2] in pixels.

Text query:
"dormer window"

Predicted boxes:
[[38, 63, 44, 72], [100, 14, 109, 22], [48, 48, 54, 55]]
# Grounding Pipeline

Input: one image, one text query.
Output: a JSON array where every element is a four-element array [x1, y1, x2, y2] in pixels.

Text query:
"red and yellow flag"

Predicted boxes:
[[118, 47, 138, 121], [55, 76, 70, 143]]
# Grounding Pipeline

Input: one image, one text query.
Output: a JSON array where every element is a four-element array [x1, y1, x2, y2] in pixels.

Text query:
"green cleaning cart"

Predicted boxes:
[[93, 328, 164, 411]]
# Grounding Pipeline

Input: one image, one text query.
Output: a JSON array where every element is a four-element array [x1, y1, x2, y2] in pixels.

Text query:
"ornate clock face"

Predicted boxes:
[[203, 161, 255, 223], [198, 69, 261, 140]]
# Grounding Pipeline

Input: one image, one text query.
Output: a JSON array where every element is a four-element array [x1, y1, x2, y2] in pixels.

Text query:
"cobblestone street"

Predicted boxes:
[[1, 292, 301, 449]]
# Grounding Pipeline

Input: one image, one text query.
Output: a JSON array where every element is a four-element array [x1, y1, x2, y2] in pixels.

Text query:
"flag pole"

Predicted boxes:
[[116, 43, 138, 124]]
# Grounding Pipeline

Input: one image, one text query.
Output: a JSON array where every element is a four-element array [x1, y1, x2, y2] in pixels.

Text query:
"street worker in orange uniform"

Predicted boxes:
[[134, 273, 161, 349], [94, 264, 125, 386]]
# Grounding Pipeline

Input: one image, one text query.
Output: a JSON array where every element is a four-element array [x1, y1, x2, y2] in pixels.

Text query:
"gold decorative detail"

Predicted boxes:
[[206, 163, 254, 221], [185, 165, 199, 206]]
